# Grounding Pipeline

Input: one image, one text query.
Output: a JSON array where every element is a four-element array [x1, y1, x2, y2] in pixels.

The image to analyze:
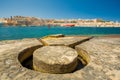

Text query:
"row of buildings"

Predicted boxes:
[[52, 19, 120, 27], [0, 16, 48, 26], [0, 16, 120, 27]]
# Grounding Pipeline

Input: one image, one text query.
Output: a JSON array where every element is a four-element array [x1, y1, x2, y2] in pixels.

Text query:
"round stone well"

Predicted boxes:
[[33, 46, 78, 74]]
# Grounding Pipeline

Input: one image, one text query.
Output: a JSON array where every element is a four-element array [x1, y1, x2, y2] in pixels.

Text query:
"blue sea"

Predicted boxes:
[[0, 26, 120, 40]]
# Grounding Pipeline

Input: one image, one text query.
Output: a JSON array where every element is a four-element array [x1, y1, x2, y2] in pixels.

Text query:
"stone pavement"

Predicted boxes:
[[0, 36, 120, 80], [75, 37, 120, 80]]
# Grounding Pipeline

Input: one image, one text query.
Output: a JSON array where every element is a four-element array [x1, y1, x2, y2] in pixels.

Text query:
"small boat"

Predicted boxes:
[[63, 24, 75, 27]]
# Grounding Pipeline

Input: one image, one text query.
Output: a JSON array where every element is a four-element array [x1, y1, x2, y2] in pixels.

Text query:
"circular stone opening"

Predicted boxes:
[[33, 46, 78, 74], [18, 45, 90, 74]]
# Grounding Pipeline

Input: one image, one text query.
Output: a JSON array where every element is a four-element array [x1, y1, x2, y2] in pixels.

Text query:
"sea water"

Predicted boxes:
[[0, 26, 120, 40]]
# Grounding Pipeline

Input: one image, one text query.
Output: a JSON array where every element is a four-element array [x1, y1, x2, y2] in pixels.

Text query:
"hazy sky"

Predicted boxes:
[[0, 0, 120, 21]]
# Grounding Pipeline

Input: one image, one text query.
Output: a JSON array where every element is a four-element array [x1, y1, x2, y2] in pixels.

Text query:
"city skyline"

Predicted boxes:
[[0, 0, 120, 21]]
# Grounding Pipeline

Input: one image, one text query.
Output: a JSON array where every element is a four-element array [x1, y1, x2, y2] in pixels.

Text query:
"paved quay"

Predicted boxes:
[[0, 35, 120, 80]]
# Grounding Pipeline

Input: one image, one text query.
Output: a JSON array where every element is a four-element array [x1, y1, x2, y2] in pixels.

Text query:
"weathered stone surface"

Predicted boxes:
[[75, 47, 90, 65], [40, 36, 92, 48], [0, 36, 120, 80], [42, 34, 65, 39], [33, 46, 78, 74], [75, 37, 120, 80], [0, 38, 43, 80]]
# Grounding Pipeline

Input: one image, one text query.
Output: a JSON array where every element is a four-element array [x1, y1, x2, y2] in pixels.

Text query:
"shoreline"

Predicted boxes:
[[1, 25, 120, 27], [66, 34, 120, 38], [0, 34, 120, 41]]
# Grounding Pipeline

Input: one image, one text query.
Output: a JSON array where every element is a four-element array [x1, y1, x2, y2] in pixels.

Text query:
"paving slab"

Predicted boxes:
[[75, 37, 120, 80], [40, 36, 92, 48]]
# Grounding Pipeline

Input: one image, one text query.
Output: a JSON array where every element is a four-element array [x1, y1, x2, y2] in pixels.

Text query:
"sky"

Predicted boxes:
[[0, 0, 120, 21]]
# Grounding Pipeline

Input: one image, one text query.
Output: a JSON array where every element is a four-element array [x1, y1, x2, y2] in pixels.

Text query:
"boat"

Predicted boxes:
[[62, 24, 75, 27]]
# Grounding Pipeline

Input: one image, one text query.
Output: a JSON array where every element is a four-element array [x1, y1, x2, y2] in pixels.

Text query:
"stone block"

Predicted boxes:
[[40, 36, 92, 48], [33, 46, 78, 74]]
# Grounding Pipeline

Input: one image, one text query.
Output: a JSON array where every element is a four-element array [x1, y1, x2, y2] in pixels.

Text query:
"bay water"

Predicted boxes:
[[0, 26, 120, 40]]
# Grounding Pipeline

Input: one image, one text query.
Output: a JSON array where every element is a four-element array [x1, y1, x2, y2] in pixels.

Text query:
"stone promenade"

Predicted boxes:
[[0, 36, 120, 80]]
